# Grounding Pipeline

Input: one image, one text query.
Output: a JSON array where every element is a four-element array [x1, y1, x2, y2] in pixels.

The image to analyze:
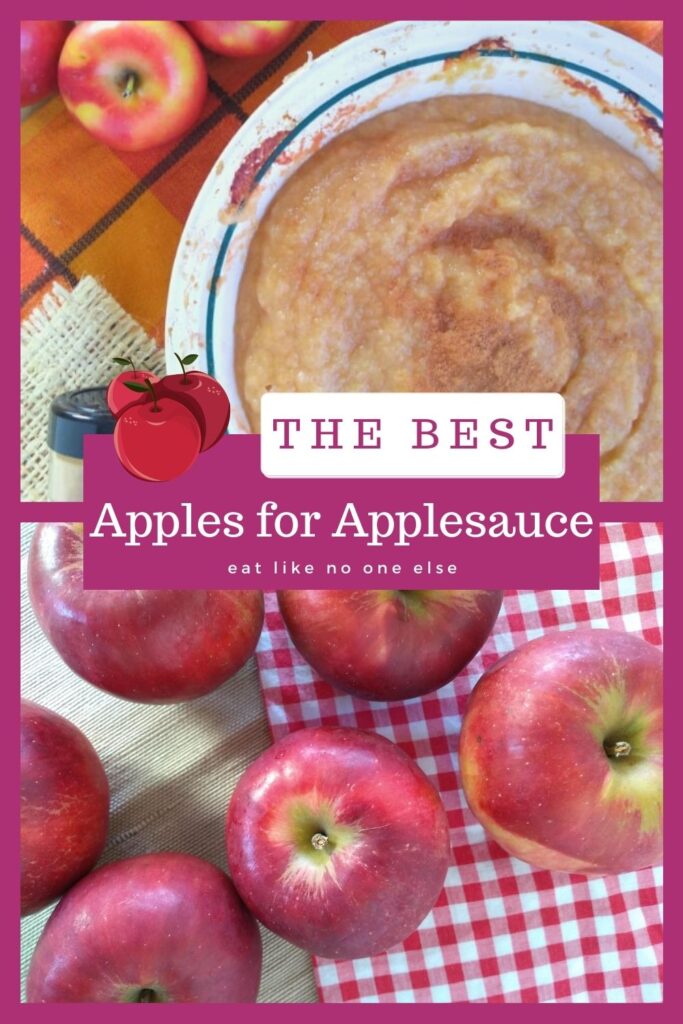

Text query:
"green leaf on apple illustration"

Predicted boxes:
[[174, 351, 200, 382]]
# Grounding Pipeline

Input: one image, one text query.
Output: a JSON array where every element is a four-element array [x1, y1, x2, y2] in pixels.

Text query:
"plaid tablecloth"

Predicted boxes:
[[255, 523, 664, 1003], [20, 20, 661, 340], [20, 21, 382, 339]]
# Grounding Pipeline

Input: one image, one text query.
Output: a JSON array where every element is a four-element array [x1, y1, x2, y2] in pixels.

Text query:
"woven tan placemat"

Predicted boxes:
[[20, 278, 166, 501], [20, 523, 318, 1004]]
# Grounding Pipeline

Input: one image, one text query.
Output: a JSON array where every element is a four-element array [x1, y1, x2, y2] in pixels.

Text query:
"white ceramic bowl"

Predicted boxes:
[[166, 20, 662, 432]]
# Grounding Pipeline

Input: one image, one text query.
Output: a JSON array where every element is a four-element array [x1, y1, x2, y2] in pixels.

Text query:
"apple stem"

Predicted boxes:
[[114, 356, 142, 376], [605, 740, 632, 759], [174, 351, 189, 383], [121, 73, 137, 99], [143, 378, 160, 413], [137, 989, 154, 1003], [311, 832, 329, 850]]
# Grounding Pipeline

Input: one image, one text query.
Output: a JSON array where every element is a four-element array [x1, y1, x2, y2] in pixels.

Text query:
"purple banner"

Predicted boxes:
[[82, 434, 600, 590]]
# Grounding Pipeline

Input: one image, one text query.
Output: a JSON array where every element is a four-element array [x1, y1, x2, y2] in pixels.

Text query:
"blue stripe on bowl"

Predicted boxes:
[[206, 47, 662, 377]]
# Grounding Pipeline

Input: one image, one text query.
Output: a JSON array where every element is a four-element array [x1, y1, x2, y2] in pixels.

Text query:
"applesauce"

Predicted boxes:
[[235, 95, 662, 500]]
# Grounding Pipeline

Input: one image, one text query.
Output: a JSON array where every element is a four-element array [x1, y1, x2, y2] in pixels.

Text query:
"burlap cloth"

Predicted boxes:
[[20, 277, 167, 502], [20, 523, 318, 1003]]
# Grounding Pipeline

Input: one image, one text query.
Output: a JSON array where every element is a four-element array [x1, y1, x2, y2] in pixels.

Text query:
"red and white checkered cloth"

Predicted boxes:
[[255, 522, 663, 1003]]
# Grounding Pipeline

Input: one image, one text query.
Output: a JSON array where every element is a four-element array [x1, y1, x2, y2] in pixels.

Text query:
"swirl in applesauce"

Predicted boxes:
[[235, 95, 662, 500]]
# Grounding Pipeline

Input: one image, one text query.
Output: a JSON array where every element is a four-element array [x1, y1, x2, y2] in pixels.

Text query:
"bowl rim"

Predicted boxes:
[[166, 19, 662, 424]]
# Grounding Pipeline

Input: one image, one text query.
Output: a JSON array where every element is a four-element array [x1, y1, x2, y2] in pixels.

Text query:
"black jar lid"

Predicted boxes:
[[48, 387, 115, 459]]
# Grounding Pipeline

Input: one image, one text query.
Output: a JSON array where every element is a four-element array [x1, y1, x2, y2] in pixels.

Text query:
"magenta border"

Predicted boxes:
[[11, 7, 674, 1015]]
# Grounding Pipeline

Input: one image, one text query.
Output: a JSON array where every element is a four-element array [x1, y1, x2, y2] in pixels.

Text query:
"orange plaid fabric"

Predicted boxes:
[[20, 21, 383, 342], [20, 20, 661, 344]]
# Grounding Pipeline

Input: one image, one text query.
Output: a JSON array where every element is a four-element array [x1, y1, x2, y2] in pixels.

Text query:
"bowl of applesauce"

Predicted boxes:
[[166, 20, 662, 500]]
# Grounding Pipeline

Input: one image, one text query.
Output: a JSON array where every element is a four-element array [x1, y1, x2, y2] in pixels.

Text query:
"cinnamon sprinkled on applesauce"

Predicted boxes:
[[235, 95, 662, 500]]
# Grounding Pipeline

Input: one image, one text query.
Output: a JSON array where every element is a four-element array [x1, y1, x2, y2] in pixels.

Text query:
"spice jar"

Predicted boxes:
[[47, 387, 115, 501]]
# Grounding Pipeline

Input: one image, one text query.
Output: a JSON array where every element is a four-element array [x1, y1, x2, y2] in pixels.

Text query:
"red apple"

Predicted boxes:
[[185, 21, 296, 58], [107, 360, 159, 417], [114, 388, 202, 482], [58, 21, 207, 151], [227, 725, 451, 959], [21, 700, 109, 916], [156, 360, 230, 451], [26, 853, 262, 1002], [28, 522, 264, 703], [20, 21, 73, 107], [277, 589, 503, 701], [460, 628, 663, 876]]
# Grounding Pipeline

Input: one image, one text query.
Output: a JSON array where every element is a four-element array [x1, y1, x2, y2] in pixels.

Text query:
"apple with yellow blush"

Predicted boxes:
[[58, 21, 207, 152], [185, 21, 296, 58], [459, 629, 662, 876]]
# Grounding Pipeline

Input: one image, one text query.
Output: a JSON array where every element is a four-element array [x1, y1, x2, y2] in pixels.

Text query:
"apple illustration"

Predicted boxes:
[[227, 726, 451, 959], [58, 21, 207, 151], [106, 357, 159, 417], [27, 853, 262, 1002], [28, 522, 264, 703], [20, 20, 73, 107], [460, 628, 663, 876], [114, 379, 202, 482], [155, 354, 230, 451], [21, 700, 109, 916], [277, 589, 503, 701], [185, 21, 296, 57]]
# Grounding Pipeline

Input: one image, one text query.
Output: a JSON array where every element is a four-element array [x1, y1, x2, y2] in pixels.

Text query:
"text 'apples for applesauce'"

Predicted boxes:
[[226, 725, 451, 959], [277, 589, 503, 701], [459, 628, 663, 876], [21, 700, 109, 916], [28, 522, 264, 703], [26, 853, 262, 1003]]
